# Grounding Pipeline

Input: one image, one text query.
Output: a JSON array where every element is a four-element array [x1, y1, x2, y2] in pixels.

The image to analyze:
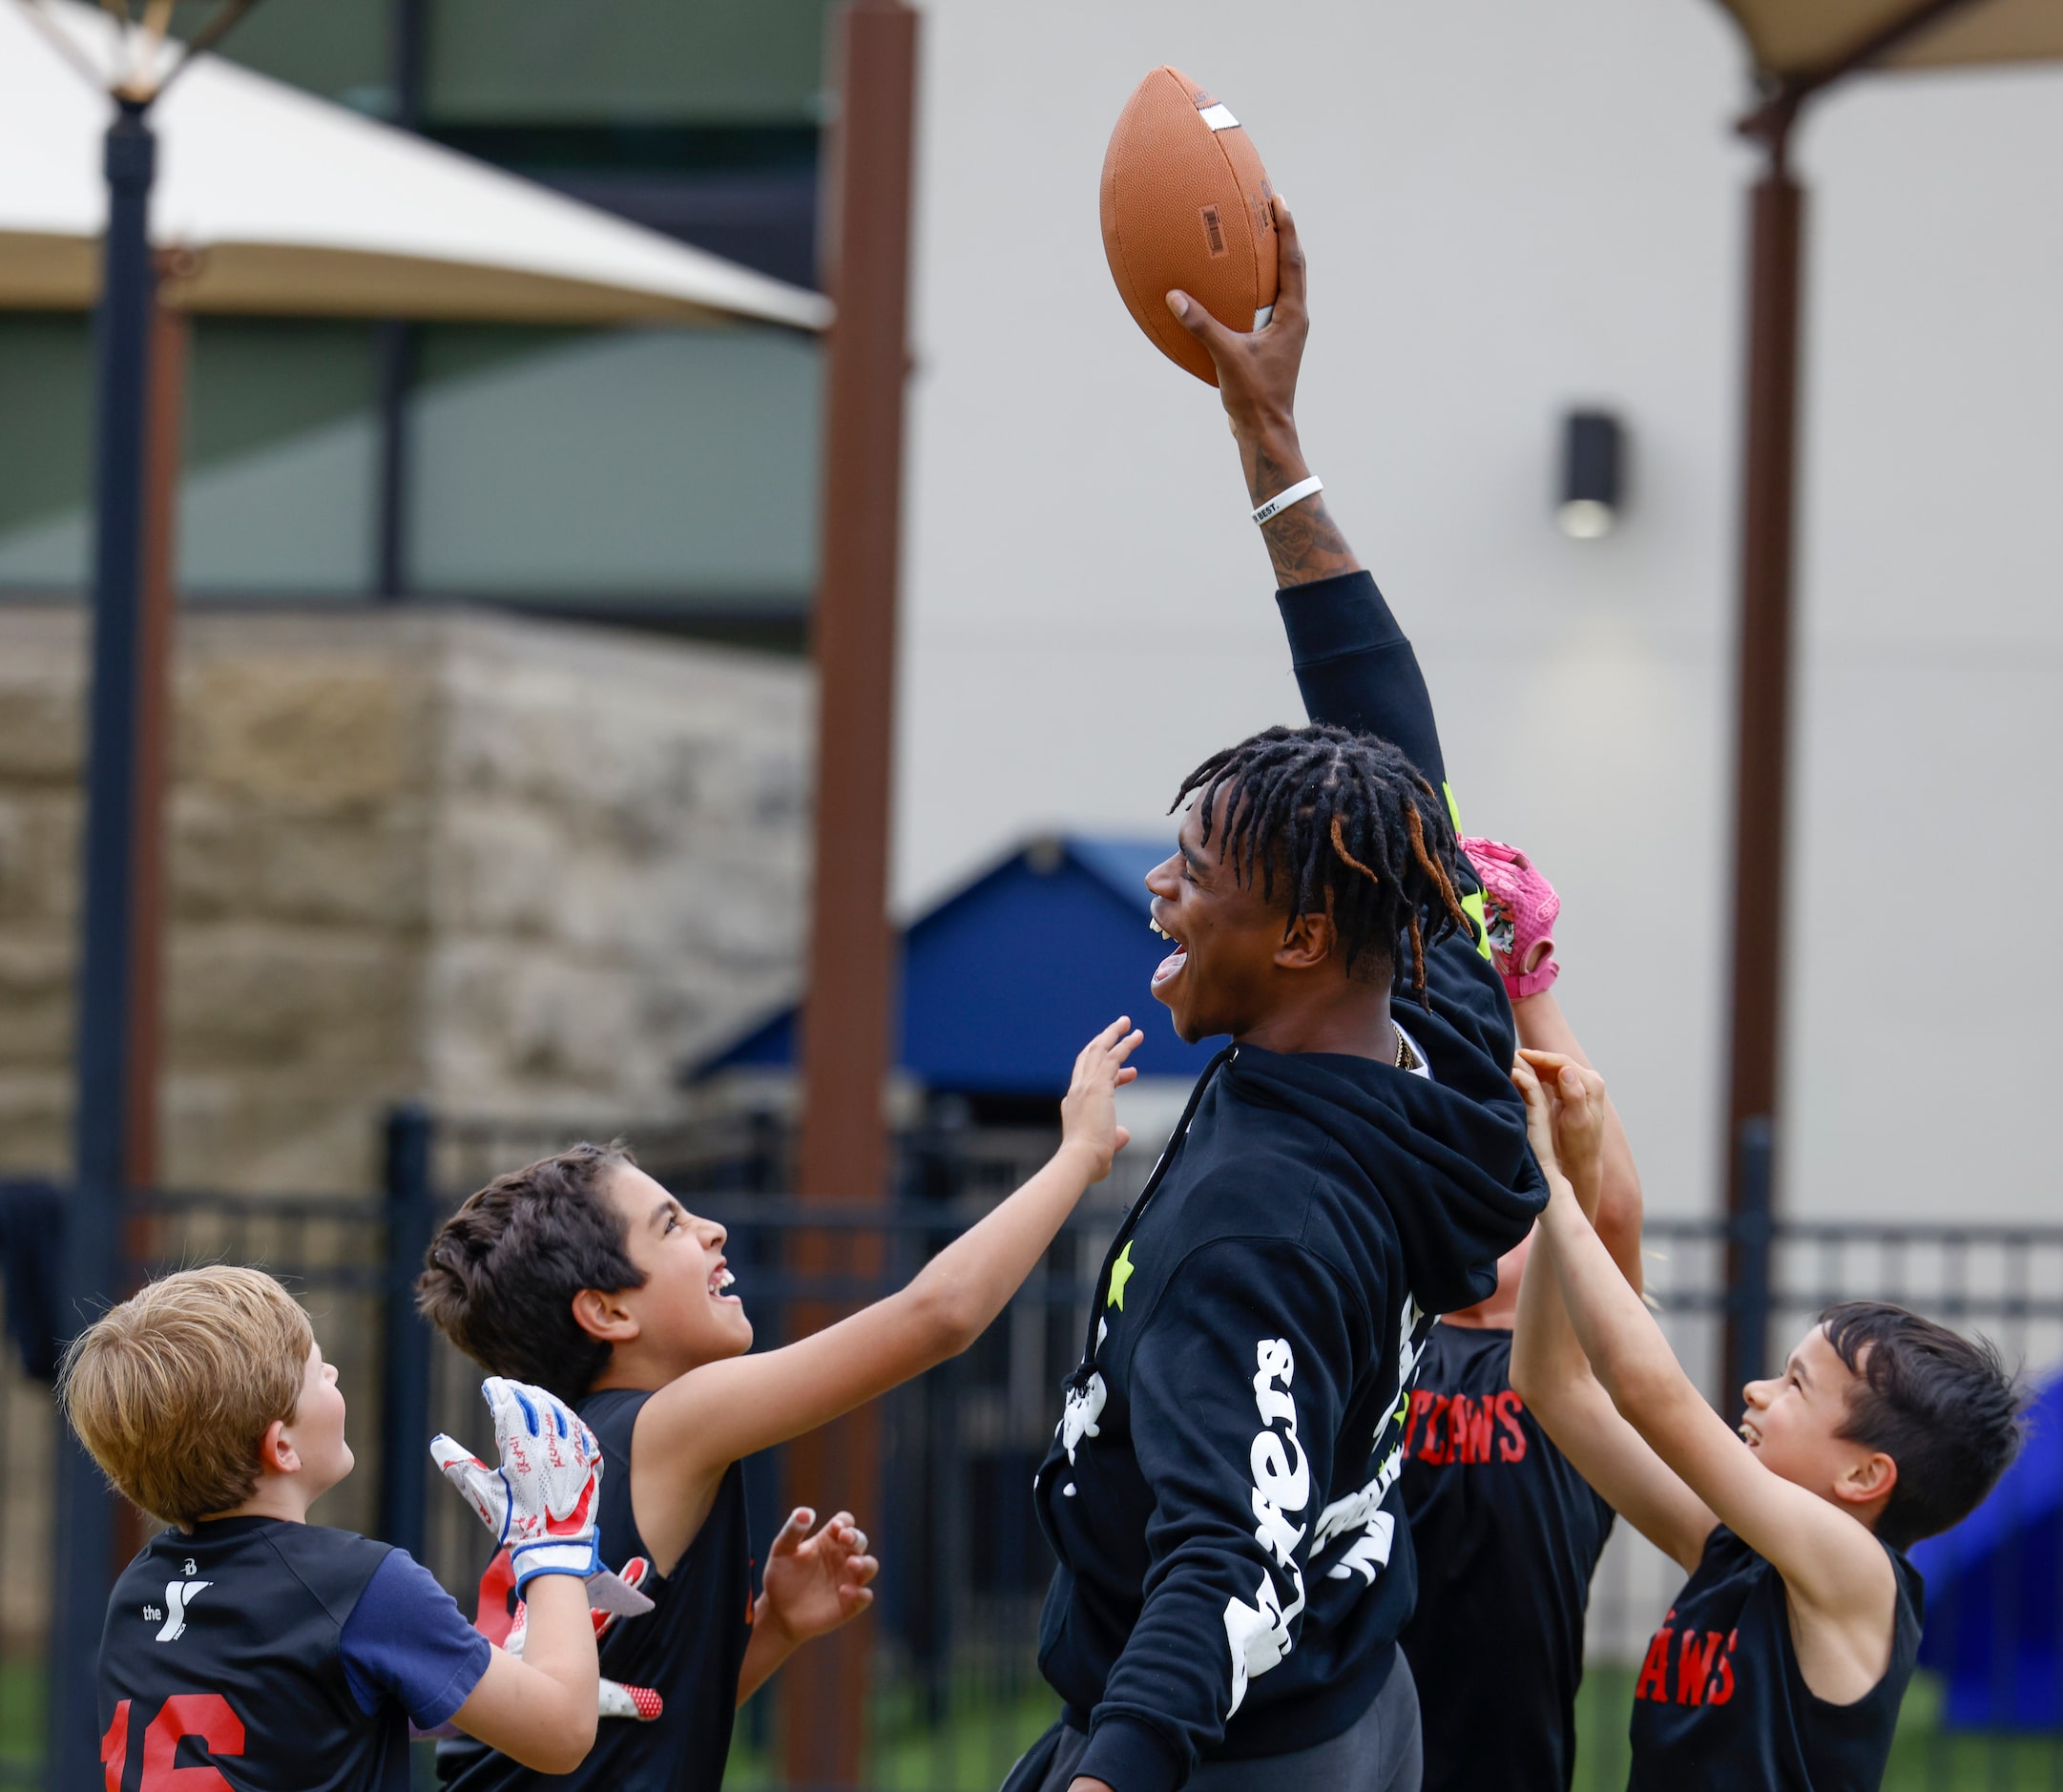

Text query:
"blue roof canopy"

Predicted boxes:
[[690, 834, 1220, 1095]]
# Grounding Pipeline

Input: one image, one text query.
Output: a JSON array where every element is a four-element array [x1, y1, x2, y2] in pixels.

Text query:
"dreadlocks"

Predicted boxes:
[[1171, 722, 1475, 1002]]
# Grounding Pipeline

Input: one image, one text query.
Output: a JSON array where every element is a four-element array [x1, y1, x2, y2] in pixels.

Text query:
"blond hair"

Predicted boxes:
[[59, 1266, 314, 1524]]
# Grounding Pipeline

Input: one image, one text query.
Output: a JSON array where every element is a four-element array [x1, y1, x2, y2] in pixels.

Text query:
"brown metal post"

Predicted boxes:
[[783, 4, 920, 1785], [1719, 121, 1803, 1405]]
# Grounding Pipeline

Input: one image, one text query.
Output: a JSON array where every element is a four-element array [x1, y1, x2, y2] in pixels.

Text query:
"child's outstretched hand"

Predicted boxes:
[[1517, 1050, 1609, 1222], [757, 1507, 879, 1646], [1059, 1018, 1143, 1182]]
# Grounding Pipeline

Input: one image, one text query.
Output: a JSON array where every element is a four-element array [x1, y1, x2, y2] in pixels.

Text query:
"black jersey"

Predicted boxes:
[[1628, 1526, 1923, 1790], [1397, 1323, 1614, 1792], [439, 1388, 755, 1792], [100, 1518, 411, 1791]]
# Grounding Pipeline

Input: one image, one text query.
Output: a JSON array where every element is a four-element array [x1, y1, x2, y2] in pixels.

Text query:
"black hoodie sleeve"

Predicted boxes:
[[1276, 572, 1445, 787], [1074, 1235, 1368, 1792]]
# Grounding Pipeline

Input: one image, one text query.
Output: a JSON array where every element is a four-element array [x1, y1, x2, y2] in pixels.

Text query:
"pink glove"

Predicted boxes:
[[1462, 838, 1560, 1001]]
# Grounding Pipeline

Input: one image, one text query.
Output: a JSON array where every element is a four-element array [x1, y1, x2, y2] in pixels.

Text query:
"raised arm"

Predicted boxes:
[[1513, 1055, 1895, 1660], [452, 1577, 599, 1774], [1167, 198, 1447, 787], [1510, 990, 1643, 1291], [634, 1022, 1141, 1496], [1508, 1058, 1713, 1570]]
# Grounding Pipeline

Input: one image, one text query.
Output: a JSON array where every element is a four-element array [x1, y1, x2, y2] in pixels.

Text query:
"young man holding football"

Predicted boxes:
[[1008, 199, 1546, 1792]]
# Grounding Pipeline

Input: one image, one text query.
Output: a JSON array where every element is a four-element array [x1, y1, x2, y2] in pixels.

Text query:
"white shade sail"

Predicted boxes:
[[0, 1, 830, 329]]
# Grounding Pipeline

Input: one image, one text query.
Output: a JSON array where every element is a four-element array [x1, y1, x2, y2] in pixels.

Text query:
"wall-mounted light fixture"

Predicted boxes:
[[1558, 409, 1625, 539]]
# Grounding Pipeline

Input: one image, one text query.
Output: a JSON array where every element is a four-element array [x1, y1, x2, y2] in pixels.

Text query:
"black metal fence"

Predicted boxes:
[[5, 1119, 2061, 1790]]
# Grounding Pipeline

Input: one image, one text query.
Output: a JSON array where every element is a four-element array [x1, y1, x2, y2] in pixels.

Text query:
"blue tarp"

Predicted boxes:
[[690, 834, 1222, 1095], [1911, 1369, 2063, 1729]]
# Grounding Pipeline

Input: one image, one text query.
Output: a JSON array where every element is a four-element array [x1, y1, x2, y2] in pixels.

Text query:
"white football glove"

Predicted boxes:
[[500, 1602, 665, 1722], [431, 1377, 606, 1590]]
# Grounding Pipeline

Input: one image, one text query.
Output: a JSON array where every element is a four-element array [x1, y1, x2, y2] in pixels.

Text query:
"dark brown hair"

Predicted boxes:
[[417, 1140, 644, 1404], [1821, 1301, 2026, 1548]]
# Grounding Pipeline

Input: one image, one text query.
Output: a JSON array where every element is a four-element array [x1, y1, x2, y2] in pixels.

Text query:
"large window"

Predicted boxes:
[[0, 1, 831, 626], [0, 318, 378, 595], [0, 315, 820, 615], [193, 0, 834, 126], [410, 323, 821, 610]]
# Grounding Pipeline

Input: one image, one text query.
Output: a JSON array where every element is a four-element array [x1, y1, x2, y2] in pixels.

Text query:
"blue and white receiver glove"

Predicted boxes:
[[432, 1377, 621, 1594]]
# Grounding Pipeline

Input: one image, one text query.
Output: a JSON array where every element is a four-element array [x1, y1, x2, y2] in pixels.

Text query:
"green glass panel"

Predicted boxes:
[[179, 320, 381, 594], [425, 0, 836, 124], [409, 323, 821, 606], [0, 315, 94, 585], [175, 0, 392, 113]]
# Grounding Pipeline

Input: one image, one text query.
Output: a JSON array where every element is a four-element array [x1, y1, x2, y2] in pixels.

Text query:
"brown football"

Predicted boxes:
[[1099, 66, 1279, 386]]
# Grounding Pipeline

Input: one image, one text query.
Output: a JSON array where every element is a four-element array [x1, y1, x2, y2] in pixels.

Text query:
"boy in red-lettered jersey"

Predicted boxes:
[[1512, 1054, 2023, 1789]]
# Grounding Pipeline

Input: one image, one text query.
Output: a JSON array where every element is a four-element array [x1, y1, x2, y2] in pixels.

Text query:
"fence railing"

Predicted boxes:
[[4, 1122, 2060, 1790]]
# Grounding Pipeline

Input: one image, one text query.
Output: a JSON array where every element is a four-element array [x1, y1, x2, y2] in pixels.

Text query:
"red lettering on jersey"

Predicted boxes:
[[101, 1699, 131, 1792], [1708, 1632, 1738, 1705], [1404, 1389, 1435, 1457], [1459, 1396, 1494, 1465], [1420, 1394, 1450, 1464], [140, 1693, 244, 1789], [1677, 1630, 1725, 1705], [1495, 1389, 1528, 1462], [1635, 1627, 1675, 1702]]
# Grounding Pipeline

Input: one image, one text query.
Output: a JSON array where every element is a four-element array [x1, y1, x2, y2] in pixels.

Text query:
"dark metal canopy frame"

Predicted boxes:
[[1710, 0, 2063, 1404]]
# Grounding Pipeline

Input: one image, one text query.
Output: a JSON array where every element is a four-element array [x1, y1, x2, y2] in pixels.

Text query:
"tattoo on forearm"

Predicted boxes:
[[1262, 498, 1358, 587], [1249, 440, 1360, 587]]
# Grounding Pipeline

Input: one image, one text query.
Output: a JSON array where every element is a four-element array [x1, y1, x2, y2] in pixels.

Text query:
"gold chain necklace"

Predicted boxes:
[[1394, 1024, 1410, 1071]]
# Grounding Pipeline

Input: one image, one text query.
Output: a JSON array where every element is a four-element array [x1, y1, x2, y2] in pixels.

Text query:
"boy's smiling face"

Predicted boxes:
[[596, 1163, 753, 1374], [1739, 1324, 1896, 1523]]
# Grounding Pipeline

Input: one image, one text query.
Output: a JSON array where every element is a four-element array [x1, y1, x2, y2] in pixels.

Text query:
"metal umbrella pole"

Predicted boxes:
[[49, 91, 159, 1791]]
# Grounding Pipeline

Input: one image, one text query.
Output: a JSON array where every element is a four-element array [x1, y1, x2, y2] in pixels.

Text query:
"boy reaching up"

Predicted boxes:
[[419, 1017, 1143, 1792], [1510, 1053, 2024, 1788], [64, 1266, 604, 1789], [1396, 852, 1645, 1792]]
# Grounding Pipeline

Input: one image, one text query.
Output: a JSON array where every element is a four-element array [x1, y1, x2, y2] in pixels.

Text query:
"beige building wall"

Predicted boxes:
[[0, 606, 809, 1194], [896, 0, 2063, 1224]]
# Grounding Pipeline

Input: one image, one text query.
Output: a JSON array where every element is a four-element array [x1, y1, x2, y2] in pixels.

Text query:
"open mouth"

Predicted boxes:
[[709, 1261, 740, 1304], [1739, 1418, 1761, 1448], [1149, 910, 1188, 988]]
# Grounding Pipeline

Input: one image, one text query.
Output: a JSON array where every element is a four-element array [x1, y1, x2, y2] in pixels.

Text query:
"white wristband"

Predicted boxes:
[[1252, 475, 1323, 526]]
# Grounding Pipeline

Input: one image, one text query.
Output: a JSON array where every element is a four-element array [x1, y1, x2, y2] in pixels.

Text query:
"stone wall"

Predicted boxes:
[[0, 605, 810, 1194]]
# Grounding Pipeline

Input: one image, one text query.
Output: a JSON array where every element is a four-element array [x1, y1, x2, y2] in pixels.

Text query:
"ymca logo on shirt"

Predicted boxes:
[[150, 1575, 213, 1642], [1635, 1608, 1739, 1708], [147, 1558, 213, 1641]]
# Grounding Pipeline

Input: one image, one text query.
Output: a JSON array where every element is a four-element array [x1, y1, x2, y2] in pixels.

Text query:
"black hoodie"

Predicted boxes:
[[1031, 571, 1548, 1792]]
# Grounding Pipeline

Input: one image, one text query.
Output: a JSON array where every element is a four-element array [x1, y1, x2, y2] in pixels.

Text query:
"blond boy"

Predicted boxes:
[[65, 1265, 602, 1789]]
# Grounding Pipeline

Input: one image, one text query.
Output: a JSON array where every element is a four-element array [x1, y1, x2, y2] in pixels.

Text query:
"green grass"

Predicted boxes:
[[725, 1676, 1058, 1791], [1573, 1665, 2063, 1792], [0, 1660, 42, 1774]]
